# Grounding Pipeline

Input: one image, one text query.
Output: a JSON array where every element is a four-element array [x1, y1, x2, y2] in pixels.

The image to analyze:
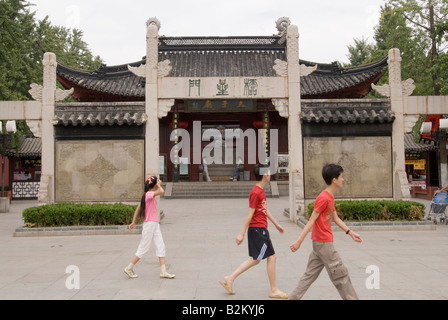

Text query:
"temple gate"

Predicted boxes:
[[0, 18, 446, 221]]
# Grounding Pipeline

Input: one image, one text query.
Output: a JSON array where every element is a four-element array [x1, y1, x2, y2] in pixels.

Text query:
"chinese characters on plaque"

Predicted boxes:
[[188, 78, 258, 98], [186, 78, 258, 112]]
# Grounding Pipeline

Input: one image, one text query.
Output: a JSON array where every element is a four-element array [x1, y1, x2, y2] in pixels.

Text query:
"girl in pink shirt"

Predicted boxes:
[[124, 176, 175, 279]]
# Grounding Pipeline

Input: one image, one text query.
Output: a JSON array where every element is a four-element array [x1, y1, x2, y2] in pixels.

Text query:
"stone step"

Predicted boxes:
[[164, 181, 278, 199]]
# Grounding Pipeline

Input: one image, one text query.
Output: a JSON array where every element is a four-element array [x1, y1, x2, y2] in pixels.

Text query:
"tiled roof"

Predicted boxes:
[[53, 102, 146, 127], [404, 133, 437, 152], [55, 36, 387, 100], [20, 137, 41, 157], [301, 100, 395, 124], [6, 137, 41, 157], [160, 51, 285, 78]]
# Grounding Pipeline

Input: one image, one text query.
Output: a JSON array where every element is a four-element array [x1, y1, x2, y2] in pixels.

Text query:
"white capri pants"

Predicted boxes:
[[135, 221, 166, 258]]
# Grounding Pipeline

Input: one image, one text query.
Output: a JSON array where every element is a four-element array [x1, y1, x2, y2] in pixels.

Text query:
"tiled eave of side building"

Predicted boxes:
[[53, 102, 146, 127], [55, 36, 388, 102], [404, 133, 438, 153], [301, 99, 395, 124]]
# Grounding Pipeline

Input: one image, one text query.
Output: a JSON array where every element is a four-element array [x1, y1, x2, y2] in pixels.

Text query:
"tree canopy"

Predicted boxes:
[[346, 0, 448, 96], [0, 0, 102, 101], [0, 0, 103, 151]]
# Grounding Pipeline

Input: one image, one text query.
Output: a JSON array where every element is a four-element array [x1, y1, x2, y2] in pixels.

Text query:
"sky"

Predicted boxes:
[[28, 0, 386, 67]]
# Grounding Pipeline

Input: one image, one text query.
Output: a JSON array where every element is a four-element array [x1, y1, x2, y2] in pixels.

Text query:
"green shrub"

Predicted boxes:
[[22, 203, 139, 227], [307, 200, 425, 221]]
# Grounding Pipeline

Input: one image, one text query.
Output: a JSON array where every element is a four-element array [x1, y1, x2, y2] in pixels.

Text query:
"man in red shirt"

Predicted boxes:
[[219, 163, 288, 299], [289, 164, 362, 300]]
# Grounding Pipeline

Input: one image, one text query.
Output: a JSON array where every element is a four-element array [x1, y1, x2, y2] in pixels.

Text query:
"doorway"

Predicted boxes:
[[201, 123, 241, 181]]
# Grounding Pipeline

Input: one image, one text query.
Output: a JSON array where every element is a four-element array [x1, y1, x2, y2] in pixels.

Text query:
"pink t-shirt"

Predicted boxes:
[[144, 191, 159, 222], [311, 190, 335, 242]]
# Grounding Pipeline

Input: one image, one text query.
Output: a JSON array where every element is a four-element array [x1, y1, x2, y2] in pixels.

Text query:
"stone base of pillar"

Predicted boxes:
[[395, 171, 411, 200], [289, 172, 305, 223], [0, 197, 10, 213], [38, 174, 53, 205]]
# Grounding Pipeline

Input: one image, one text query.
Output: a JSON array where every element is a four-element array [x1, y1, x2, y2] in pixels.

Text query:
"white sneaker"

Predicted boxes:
[[124, 267, 138, 278], [160, 271, 175, 279]]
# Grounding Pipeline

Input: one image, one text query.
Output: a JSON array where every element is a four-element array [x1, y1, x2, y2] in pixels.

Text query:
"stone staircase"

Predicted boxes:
[[163, 181, 279, 199]]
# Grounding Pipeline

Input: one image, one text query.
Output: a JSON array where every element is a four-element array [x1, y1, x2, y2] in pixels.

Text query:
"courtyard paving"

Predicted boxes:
[[0, 196, 447, 301]]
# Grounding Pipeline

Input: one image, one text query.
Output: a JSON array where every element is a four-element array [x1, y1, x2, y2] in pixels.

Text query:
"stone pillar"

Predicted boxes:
[[286, 25, 305, 222], [38, 52, 57, 204], [388, 48, 411, 200], [145, 23, 160, 179]]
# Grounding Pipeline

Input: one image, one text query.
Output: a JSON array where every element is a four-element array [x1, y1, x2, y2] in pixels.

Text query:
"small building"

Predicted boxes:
[[6, 137, 41, 200]]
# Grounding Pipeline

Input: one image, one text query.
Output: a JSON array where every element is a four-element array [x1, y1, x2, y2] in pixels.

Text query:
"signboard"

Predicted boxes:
[[179, 157, 189, 175], [185, 100, 255, 113], [277, 154, 289, 173], [159, 156, 165, 175], [158, 77, 288, 99], [405, 159, 426, 170]]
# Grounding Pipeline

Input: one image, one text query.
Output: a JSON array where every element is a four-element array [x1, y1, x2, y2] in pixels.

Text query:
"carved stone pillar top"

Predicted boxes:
[[42, 52, 57, 68], [272, 99, 289, 118], [158, 99, 175, 119], [146, 19, 159, 82], [388, 48, 403, 90], [286, 25, 299, 67]]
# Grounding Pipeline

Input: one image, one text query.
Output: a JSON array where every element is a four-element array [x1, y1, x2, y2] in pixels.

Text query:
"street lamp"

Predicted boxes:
[[0, 120, 16, 213]]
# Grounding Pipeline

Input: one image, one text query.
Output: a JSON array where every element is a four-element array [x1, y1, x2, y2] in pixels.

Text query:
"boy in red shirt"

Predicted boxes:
[[289, 164, 362, 300], [219, 163, 288, 299]]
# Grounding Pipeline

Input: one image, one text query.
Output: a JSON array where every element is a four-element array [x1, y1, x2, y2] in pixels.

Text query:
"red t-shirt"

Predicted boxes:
[[311, 190, 335, 242], [249, 185, 268, 228]]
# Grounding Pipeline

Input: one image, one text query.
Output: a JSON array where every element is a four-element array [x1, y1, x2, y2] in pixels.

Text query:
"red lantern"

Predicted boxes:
[[169, 121, 188, 129]]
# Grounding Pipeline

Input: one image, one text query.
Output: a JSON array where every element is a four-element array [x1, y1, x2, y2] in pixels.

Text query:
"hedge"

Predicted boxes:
[[307, 200, 425, 221], [22, 203, 140, 228], [22, 200, 426, 227]]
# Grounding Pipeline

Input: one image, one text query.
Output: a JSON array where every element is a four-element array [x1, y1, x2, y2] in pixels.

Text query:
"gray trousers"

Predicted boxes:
[[289, 241, 359, 300]]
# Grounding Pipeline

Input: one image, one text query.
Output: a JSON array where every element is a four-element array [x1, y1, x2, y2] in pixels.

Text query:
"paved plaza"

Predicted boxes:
[[0, 196, 447, 300]]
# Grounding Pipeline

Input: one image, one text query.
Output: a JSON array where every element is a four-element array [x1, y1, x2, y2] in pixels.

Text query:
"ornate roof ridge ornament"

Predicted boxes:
[[146, 17, 161, 31], [275, 17, 291, 44]]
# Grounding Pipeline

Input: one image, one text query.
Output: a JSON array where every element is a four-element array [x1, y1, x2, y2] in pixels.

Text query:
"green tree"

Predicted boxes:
[[345, 37, 376, 67], [346, 1, 448, 96], [385, 0, 448, 95], [372, 3, 430, 95], [0, 0, 103, 152], [1, 0, 102, 101], [34, 17, 102, 72], [0, 0, 38, 100]]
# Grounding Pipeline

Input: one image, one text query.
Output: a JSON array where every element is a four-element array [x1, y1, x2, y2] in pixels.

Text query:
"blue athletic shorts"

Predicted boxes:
[[247, 227, 275, 260]]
